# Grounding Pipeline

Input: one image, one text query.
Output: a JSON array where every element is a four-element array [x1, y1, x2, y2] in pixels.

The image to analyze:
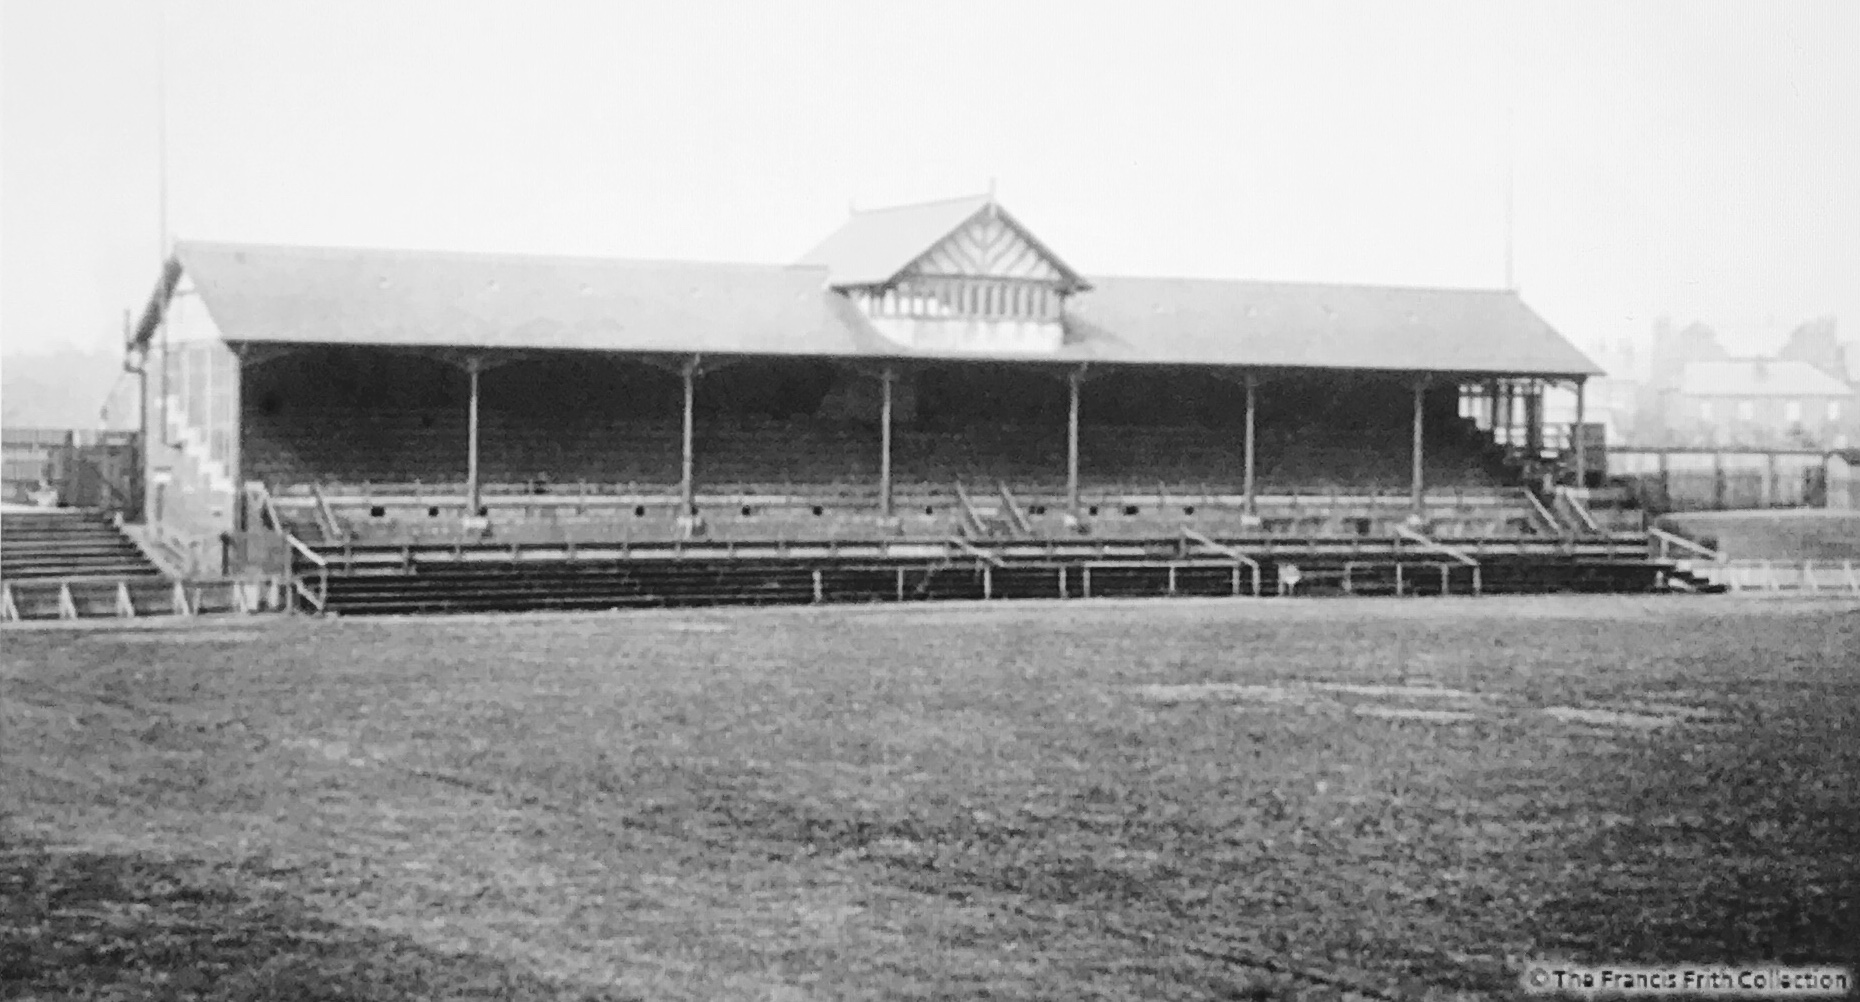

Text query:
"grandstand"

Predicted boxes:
[[116, 194, 1705, 614]]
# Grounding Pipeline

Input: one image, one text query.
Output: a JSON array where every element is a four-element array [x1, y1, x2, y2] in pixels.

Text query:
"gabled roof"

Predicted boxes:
[[139, 240, 1599, 378], [796, 195, 1087, 291], [1678, 359, 1854, 398]]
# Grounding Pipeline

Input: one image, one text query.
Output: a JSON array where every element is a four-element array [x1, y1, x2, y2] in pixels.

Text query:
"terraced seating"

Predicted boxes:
[[1, 509, 165, 581], [249, 408, 1511, 499]]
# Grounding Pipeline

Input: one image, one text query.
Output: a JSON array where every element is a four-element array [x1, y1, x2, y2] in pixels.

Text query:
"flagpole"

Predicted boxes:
[[157, 0, 169, 261]]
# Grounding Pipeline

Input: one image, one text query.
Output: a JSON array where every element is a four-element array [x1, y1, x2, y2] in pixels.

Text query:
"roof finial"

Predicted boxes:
[[987, 176, 997, 200]]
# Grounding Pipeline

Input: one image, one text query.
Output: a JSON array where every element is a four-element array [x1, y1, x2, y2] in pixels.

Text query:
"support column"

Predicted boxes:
[[1411, 377, 1427, 515], [879, 366, 895, 517], [466, 357, 482, 517], [1525, 381, 1543, 457], [1573, 377, 1587, 489], [1243, 371, 1258, 518], [1066, 365, 1084, 516], [680, 355, 698, 514], [230, 345, 245, 532], [1498, 380, 1512, 448]]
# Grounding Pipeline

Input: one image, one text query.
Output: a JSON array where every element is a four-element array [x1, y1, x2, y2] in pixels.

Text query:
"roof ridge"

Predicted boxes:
[[175, 239, 828, 274], [1084, 271, 1519, 296], [849, 192, 992, 216]]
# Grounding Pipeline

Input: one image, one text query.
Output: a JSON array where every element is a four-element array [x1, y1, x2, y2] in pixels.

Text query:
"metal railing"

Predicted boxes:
[[309, 483, 346, 543], [1181, 527, 1264, 596], [1647, 526, 1726, 564], [1395, 525, 1481, 595], [950, 536, 1006, 567], [1553, 486, 1603, 535], [285, 532, 330, 612], [1707, 559, 1860, 596], [1521, 488, 1564, 536], [0, 576, 285, 622]]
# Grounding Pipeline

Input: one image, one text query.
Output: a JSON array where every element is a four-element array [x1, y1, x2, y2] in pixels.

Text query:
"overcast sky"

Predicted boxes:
[[3, 0, 1856, 366]]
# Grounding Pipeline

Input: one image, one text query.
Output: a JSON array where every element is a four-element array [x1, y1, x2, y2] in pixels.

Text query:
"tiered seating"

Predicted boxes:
[[1, 509, 165, 581], [250, 408, 1509, 496], [250, 401, 1531, 547], [246, 410, 684, 489]]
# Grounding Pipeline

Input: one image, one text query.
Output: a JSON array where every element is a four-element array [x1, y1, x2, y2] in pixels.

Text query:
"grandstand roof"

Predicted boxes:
[[143, 236, 1602, 378], [163, 242, 879, 357], [1678, 359, 1854, 398], [1065, 276, 1597, 375]]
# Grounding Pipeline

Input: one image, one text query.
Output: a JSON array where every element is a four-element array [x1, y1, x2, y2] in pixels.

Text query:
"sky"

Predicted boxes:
[[3, 0, 1857, 371]]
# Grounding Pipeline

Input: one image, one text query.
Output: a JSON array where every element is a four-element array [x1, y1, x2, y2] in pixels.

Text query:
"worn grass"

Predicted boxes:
[[3, 595, 1857, 1000]]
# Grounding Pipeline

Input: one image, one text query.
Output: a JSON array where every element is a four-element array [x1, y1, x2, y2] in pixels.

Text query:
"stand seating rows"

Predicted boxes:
[[246, 411, 1510, 497]]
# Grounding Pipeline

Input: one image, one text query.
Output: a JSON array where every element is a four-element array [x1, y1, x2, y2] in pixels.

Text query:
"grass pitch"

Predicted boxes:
[[4, 596, 1857, 1000]]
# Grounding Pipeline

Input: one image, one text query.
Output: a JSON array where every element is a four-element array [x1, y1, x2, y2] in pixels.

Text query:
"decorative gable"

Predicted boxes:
[[910, 207, 1068, 283], [845, 201, 1081, 353]]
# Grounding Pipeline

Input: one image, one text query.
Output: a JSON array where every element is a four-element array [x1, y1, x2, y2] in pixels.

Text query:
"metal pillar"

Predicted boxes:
[[1497, 380, 1512, 447], [1066, 365, 1083, 515], [1243, 371, 1258, 517], [680, 356, 698, 514], [1525, 381, 1542, 457], [1411, 378, 1426, 514], [879, 367, 894, 517], [466, 357, 481, 516], [1573, 378, 1587, 488], [229, 344, 245, 531]]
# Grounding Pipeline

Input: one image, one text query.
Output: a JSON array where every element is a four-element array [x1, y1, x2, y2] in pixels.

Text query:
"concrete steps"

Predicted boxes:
[[302, 554, 1676, 616], [1, 509, 165, 582]]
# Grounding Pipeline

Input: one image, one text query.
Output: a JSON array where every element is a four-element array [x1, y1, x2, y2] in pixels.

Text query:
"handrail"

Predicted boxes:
[[1521, 488, 1565, 536], [309, 483, 345, 543], [952, 481, 989, 539], [1554, 487, 1602, 534], [285, 532, 328, 568], [283, 530, 329, 613], [996, 481, 1035, 539], [1395, 525, 1479, 566], [1647, 526, 1725, 563], [1181, 528, 1263, 596], [245, 481, 286, 534], [1179, 528, 1259, 570], [949, 536, 1006, 567]]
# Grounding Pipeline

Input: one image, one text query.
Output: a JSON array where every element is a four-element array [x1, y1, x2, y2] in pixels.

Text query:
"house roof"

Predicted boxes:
[[1678, 359, 1854, 398], [795, 195, 1087, 291], [142, 239, 1601, 378]]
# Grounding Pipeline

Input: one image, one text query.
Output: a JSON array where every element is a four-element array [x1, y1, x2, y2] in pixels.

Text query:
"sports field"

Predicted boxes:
[[4, 596, 1856, 1000]]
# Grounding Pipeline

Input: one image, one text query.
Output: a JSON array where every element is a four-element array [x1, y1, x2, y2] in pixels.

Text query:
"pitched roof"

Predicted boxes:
[[151, 240, 1598, 377], [169, 241, 881, 357], [795, 194, 992, 287], [1678, 359, 1854, 398], [795, 195, 1087, 291], [1064, 276, 1602, 376]]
